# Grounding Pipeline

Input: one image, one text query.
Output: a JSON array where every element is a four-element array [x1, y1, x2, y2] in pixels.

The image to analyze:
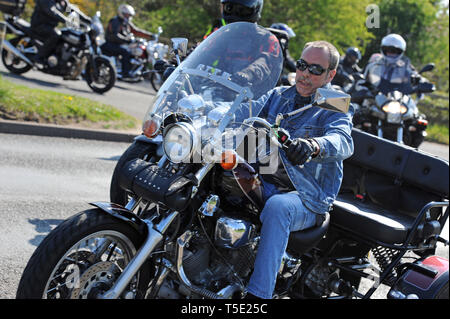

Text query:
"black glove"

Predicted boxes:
[[285, 138, 317, 166]]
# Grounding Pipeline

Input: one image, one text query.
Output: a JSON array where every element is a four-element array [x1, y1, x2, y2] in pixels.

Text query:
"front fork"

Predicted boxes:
[[100, 200, 179, 299]]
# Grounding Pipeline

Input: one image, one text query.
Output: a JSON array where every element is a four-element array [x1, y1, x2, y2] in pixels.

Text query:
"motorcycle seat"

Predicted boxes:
[[331, 193, 415, 244], [287, 212, 330, 255]]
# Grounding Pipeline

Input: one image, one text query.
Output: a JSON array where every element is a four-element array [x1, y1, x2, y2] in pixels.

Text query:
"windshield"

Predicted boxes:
[[143, 22, 283, 158]]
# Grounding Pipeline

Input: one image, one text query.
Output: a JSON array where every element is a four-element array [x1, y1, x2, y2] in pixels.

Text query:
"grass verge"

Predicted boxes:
[[0, 75, 139, 131]]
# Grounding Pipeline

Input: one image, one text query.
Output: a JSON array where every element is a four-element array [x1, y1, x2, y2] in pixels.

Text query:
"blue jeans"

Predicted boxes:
[[247, 189, 317, 299]]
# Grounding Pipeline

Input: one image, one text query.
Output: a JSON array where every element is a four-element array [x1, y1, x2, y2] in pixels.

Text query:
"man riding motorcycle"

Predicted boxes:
[[101, 4, 154, 79], [332, 47, 362, 90], [30, 0, 89, 65]]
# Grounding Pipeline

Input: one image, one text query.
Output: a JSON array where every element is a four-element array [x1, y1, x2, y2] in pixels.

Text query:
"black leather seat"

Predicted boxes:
[[332, 193, 415, 244], [287, 212, 330, 255]]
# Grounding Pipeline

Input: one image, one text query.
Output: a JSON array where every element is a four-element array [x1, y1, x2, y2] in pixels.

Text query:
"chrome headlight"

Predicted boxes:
[[163, 122, 197, 163]]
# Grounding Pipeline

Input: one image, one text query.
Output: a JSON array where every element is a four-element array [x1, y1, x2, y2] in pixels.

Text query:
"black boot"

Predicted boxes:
[[244, 292, 262, 300]]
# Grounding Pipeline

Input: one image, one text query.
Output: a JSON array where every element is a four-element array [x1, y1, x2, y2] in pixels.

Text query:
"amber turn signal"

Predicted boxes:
[[220, 150, 238, 171], [142, 119, 161, 138]]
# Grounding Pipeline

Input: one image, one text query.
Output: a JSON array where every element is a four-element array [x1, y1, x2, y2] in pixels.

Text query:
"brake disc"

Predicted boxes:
[[70, 261, 121, 299]]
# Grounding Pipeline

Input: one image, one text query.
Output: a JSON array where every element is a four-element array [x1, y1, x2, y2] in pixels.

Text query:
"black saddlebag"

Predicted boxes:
[[118, 158, 197, 212], [0, 0, 27, 16], [332, 129, 449, 244]]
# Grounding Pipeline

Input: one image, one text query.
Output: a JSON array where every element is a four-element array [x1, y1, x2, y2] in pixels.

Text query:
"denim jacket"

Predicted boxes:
[[251, 84, 355, 214]]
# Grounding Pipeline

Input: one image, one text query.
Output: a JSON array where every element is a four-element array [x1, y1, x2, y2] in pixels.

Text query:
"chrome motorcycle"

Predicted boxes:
[[1, 8, 116, 94], [16, 23, 449, 300], [108, 26, 168, 90]]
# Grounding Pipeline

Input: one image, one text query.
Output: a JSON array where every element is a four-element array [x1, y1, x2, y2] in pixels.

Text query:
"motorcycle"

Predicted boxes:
[[0, 7, 116, 94], [352, 63, 435, 148], [16, 22, 449, 300], [107, 26, 169, 91]]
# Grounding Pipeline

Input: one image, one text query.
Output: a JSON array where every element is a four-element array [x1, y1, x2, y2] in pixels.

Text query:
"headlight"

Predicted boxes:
[[382, 101, 407, 124], [382, 101, 407, 114], [163, 122, 197, 163]]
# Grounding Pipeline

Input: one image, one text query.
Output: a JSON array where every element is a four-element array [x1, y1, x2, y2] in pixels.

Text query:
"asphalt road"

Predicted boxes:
[[0, 133, 130, 299]]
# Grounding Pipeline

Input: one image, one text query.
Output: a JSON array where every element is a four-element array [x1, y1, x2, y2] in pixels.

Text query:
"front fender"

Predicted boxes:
[[90, 201, 147, 236]]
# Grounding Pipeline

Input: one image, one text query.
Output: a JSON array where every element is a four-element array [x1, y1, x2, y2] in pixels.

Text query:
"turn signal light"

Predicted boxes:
[[142, 119, 161, 138], [220, 150, 238, 171]]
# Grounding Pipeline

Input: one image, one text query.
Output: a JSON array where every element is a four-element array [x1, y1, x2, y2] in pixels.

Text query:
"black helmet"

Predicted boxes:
[[343, 47, 361, 67], [345, 47, 361, 62], [221, 0, 264, 24]]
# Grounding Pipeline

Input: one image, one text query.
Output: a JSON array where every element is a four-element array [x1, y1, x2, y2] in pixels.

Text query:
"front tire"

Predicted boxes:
[[16, 209, 150, 299], [1, 37, 33, 74], [85, 57, 116, 94]]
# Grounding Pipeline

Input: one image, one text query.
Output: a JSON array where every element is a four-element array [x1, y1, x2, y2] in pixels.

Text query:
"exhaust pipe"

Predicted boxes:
[[2, 39, 34, 66]]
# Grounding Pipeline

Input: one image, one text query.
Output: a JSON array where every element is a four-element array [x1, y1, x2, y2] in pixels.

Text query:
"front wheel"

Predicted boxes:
[[150, 71, 163, 92], [85, 56, 116, 94], [1, 37, 33, 74], [16, 209, 151, 299]]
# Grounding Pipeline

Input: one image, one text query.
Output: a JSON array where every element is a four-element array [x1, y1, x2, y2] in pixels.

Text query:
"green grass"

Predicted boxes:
[[426, 124, 449, 145], [0, 75, 138, 131], [418, 91, 449, 145]]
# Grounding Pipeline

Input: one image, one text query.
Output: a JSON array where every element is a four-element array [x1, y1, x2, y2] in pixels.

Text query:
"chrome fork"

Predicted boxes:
[[100, 209, 179, 299]]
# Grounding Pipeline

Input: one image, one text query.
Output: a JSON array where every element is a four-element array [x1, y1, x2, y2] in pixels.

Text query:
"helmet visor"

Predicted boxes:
[[382, 46, 403, 57], [222, 2, 255, 18]]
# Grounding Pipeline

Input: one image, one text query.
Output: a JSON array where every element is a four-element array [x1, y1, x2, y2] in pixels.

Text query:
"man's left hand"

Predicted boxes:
[[285, 138, 317, 166]]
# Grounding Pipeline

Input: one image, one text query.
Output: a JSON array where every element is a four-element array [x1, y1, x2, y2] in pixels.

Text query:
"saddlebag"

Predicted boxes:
[[0, 0, 27, 16], [118, 158, 197, 212]]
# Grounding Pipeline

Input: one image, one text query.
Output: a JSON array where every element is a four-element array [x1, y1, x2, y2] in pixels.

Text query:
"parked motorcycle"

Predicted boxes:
[[16, 22, 449, 300], [352, 64, 435, 147], [107, 26, 168, 91], [1, 7, 116, 94]]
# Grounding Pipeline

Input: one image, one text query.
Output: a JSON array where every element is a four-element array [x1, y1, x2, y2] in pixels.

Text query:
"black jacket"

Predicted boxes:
[[31, 0, 68, 28], [105, 16, 153, 45]]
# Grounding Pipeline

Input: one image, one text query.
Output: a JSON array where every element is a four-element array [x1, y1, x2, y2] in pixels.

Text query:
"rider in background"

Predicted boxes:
[[361, 34, 416, 94], [30, 0, 70, 65], [101, 4, 154, 79], [332, 47, 362, 89]]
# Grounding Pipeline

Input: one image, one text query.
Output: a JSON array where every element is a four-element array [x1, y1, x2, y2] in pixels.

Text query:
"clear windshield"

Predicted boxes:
[[143, 22, 283, 148]]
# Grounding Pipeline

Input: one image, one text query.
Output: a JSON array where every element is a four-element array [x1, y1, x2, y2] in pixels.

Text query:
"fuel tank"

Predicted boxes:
[[216, 162, 264, 211]]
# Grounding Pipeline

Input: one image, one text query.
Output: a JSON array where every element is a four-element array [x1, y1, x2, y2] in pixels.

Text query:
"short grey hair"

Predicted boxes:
[[303, 41, 340, 71]]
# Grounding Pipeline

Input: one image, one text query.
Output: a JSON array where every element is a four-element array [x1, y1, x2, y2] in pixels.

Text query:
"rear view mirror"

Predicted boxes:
[[314, 88, 351, 113], [419, 63, 435, 74], [171, 38, 188, 57]]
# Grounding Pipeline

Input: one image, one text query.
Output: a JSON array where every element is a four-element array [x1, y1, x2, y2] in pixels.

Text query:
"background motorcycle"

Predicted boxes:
[[352, 63, 435, 147], [16, 23, 448, 299], [1, 7, 116, 94], [107, 26, 169, 91]]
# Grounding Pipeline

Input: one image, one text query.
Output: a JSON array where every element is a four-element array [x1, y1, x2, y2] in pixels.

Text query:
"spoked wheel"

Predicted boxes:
[[16, 209, 152, 299], [85, 57, 116, 94], [1, 37, 34, 74]]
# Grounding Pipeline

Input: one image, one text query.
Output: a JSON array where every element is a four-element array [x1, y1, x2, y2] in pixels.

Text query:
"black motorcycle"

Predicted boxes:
[[1, 8, 116, 94], [16, 22, 449, 300], [351, 64, 435, 148]]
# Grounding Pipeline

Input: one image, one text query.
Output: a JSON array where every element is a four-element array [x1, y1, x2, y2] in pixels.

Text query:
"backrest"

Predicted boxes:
[[340, 129, 449, 218]]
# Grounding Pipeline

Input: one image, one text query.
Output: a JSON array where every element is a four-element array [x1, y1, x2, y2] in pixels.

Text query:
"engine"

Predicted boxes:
[[156, 213, 259, 299]]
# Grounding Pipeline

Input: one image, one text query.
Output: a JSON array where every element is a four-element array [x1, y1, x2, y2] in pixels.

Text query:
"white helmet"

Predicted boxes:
[[118, 4, 135, 21], [380, 33, 406, 63]]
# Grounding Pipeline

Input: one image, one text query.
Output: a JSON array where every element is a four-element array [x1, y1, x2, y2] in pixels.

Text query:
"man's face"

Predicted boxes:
[[295, 47, 336, 97]]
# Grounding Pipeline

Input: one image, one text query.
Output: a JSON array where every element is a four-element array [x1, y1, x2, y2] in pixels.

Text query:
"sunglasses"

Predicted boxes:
[[296, 59, 328, 76]]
